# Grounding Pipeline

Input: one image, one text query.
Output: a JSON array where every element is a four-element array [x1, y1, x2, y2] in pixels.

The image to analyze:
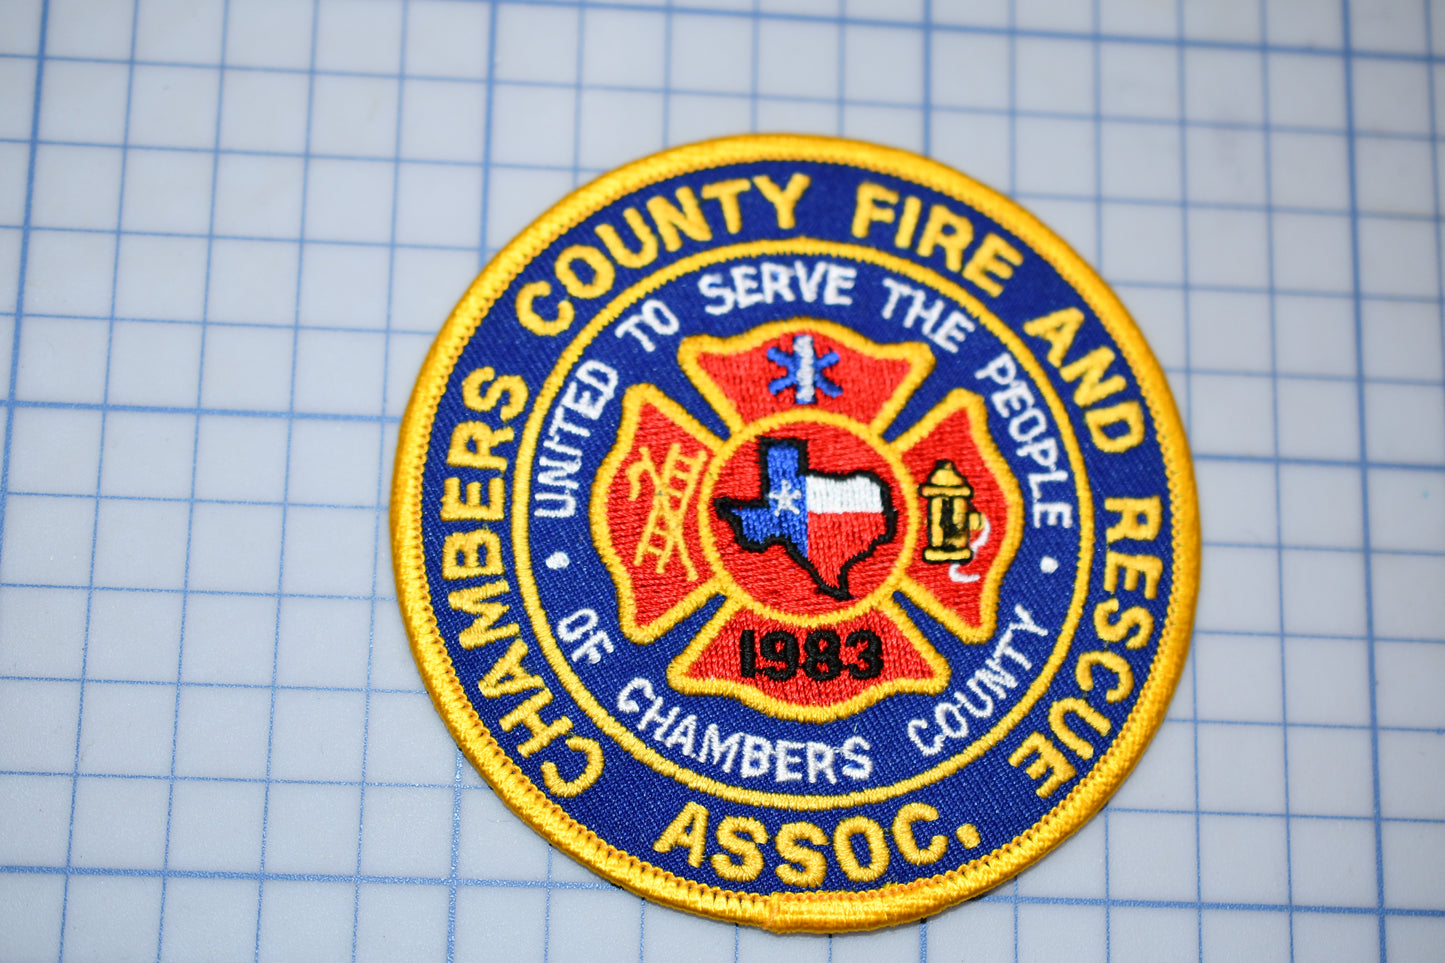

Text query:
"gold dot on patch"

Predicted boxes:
[[956, 824, 981, 849]]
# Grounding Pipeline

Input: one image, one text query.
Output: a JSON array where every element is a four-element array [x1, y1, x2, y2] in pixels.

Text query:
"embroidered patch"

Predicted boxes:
[[392, 136, 1198, 932]]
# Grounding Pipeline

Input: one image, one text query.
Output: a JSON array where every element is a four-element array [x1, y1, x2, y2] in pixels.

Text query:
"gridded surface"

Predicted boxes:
[[1, 0, 1443, 959]]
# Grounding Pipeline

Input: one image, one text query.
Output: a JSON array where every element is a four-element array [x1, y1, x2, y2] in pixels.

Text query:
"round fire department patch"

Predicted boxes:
[[392, 136, 1198, 932]]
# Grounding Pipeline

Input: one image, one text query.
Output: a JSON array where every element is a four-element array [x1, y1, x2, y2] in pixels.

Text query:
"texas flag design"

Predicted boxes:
[[716, 439, 896, 600]]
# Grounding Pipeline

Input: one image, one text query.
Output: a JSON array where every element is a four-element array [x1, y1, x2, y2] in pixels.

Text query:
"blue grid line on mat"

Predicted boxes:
[[0, 0, 1441, 961]]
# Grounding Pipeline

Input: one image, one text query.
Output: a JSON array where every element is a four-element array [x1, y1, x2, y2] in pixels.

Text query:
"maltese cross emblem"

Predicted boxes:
[[594, 320, 1024, 721]]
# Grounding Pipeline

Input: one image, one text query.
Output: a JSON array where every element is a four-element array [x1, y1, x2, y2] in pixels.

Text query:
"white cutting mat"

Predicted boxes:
[[1, 0, 1443, 959]]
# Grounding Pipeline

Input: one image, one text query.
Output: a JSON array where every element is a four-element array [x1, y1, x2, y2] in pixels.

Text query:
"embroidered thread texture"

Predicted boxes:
[[392, 135, 1198, 932]]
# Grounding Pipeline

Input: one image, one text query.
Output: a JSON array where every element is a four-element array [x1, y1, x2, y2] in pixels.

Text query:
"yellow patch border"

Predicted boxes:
[[391, 135, 1199, 932]]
